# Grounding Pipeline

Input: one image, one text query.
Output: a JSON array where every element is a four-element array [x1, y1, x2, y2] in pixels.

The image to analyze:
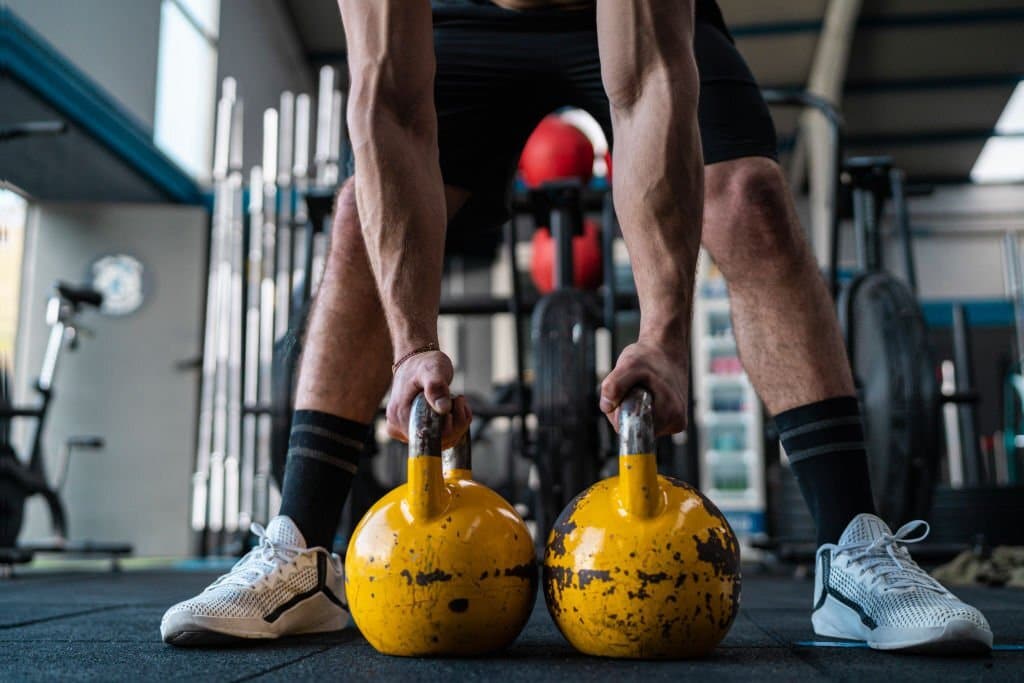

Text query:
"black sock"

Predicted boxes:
[[278, 410, 371, 550], [774, 396, 876, 547]]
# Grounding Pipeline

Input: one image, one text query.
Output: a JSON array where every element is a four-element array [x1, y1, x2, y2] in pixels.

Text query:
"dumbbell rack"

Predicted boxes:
[[691, 254, 766, 544]]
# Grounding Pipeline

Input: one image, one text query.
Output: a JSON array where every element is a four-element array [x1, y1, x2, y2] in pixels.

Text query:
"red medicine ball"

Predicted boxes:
[[519, 116, 595, 188], [530, 218, 603, 293]]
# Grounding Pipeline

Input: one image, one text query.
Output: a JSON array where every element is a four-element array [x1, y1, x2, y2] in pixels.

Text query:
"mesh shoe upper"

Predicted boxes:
[[165, 516, 330, 620], [820, 514, 991, 632]]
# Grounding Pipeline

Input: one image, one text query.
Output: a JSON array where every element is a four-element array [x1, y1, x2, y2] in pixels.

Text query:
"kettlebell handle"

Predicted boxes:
[[617, 387, 659, 519], [407, 393, 446, 519], [619, 387, 654, 455], [409, 393, 442, 458], [443, 431, 472, 474]]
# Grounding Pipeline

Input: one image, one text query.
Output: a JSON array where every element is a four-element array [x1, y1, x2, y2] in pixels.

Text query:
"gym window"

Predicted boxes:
[[0, 187, 28, 367], [971, 80, 1024, 184], [153, 0, 221, 182]]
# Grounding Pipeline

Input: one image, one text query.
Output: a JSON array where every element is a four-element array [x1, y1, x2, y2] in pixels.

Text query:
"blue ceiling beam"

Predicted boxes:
[[731, 6, 1024, 38], [0, 7, 203, 205]]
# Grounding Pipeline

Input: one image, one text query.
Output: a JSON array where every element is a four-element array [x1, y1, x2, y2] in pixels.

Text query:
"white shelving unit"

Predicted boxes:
[[691, 253, 766, 541]]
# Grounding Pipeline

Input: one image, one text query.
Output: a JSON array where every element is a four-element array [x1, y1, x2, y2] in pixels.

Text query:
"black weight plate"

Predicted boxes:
[[840, 272, 941, 527], [768, 463, 817, 543], [531, 290, 601, 544]]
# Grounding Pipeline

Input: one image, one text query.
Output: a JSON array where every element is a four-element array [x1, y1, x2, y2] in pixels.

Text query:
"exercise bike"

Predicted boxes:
[[0, 282, 132, 575]]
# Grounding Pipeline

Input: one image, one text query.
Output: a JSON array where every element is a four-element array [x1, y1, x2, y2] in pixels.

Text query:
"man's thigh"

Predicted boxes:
[[434, 16, 558, 240]]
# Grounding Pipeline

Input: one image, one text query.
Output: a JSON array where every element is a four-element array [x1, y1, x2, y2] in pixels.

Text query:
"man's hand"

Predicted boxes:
[[599, 340, 688, 436], [386, 350, 472, 449]]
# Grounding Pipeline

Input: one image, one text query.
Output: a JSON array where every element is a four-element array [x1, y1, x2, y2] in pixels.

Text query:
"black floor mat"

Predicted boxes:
[[1, 569, 1020, 682]]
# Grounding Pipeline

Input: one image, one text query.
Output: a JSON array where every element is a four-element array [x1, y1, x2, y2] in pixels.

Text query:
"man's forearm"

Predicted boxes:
[[610, 73, 703, 354], [341, 0, 445, 361], [352, 117, 446, 359], [597, 0, 703, 358]]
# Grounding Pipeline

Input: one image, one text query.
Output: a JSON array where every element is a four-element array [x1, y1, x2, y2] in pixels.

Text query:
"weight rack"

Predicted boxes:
[[191, 69, 346, 554]]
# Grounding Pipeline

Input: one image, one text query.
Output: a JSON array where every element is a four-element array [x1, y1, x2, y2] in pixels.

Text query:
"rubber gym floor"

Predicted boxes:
[[1, 567, 1021, 682]]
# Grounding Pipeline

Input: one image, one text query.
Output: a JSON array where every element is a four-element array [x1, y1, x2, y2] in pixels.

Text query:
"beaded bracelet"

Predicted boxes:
[[391, 342, 440, 374]]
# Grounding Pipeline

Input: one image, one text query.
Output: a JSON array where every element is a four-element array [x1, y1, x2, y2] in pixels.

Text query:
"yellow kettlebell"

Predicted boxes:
[[346, 394, 537, 656], [542, 388, 741, 658]]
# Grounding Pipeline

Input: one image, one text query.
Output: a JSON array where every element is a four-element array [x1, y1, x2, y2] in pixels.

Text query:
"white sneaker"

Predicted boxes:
[[161, 516, 347, 645], [812, 513, 992, 654]]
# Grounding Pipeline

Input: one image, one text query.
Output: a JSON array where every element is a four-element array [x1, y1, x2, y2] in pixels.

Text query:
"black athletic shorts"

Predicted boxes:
[[432, 1, 779, 240]]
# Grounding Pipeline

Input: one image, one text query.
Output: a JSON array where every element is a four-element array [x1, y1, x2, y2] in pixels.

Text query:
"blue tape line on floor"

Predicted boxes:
[[173, 558, 238, 571], [796, 641, 1024, 651]]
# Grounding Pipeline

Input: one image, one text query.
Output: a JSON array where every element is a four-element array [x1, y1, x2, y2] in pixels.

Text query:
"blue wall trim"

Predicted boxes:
[[921, 300, 1015, 328], [0, 7, 203, 205], [731, 7, 1024, 38]]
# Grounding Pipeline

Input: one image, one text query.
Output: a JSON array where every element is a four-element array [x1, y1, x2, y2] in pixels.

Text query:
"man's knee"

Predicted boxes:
[[703, 158, 806, 278]]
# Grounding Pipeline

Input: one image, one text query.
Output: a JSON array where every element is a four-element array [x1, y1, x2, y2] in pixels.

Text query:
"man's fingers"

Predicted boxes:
[[455, 395, 472, 424], [389, 396, 473, 450], [422, 376, 452, 414], [601, 345, 690, 436], [439, 396, 472, 449], [600, 363, 648, 415], [600, 355, 648, 432], [385, 420, 407, 444], [650, 385, 685, 436], [386, 352, 462, 447], [599, 372, 627, 414], [386, 372, 423, 442]]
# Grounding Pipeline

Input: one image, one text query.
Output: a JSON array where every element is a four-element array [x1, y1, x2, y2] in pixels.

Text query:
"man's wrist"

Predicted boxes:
[[392, 342, 440, 374], [639, 315, 689, 353], [389, 315, 439, 360]]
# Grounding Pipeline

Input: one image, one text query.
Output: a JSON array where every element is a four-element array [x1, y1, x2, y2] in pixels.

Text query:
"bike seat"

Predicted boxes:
[[56, 282, 103, 308]]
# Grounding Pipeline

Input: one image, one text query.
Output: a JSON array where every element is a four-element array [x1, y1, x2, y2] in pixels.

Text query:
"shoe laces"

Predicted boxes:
[[208, 523, 311, 591], [834, 520, 948, 594]]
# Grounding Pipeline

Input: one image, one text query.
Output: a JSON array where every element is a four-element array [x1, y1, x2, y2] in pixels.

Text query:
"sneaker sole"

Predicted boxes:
[[813, 595, 992, 655], [871, 619, 993, 655], [161, 612, 346, 647]]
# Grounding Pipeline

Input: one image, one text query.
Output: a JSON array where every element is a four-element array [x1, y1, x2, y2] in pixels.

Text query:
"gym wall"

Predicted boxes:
[[6, 0, 162, 128], [5, 0, 322, 554], [9, 0, 319, 179], [892, 185, 1024, 298], [13, 203, 206, 556], [216, 0, 316, 175]]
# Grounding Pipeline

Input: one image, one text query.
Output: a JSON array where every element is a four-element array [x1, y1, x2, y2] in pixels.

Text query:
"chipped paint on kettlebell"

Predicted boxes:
[[345, 398, 536, 657], [542, 466, 741, 659], [347, 474, 537, 656]]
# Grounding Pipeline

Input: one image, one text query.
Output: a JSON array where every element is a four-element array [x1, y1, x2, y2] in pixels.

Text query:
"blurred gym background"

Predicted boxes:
[[2, 0, 1024, 563]]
